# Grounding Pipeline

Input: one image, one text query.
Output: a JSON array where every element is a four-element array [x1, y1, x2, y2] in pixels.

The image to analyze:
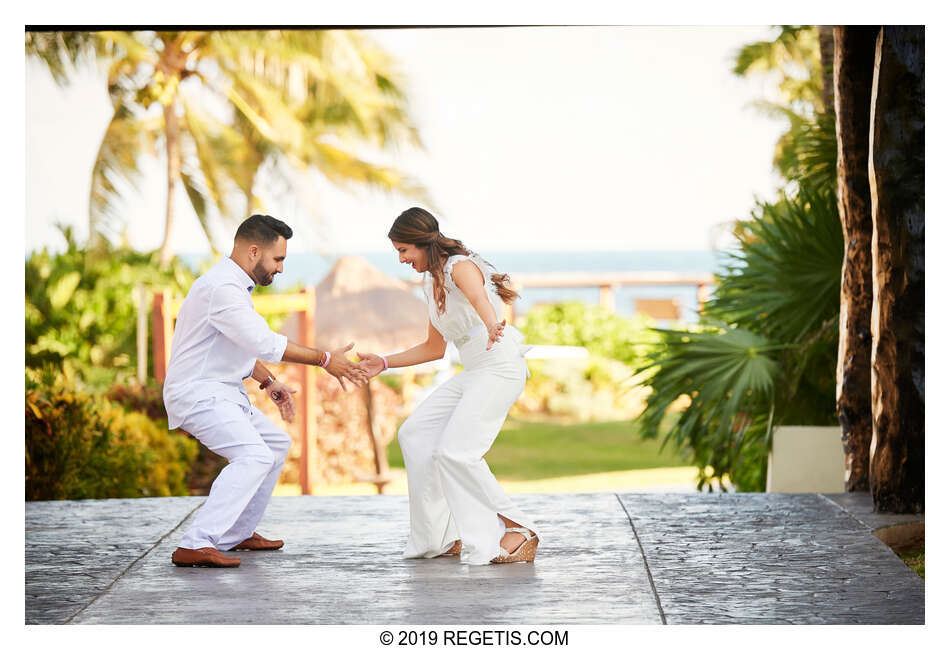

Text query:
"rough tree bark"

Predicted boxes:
[[833, 26, 878, 491], [867, 26, 925, 513], [158, 101, 181, 269], [156, 35, 186, 269], [818, 26, 836, 114]]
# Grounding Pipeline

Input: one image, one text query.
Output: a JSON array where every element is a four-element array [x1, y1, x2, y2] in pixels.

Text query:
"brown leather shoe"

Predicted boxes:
[[171, 547, 241, 568], [229, 532, 284, 551]]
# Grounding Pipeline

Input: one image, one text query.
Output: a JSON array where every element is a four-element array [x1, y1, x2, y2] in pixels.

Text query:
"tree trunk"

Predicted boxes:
[[868, 26, 925, 513], [833, 26, 878, 492], [362, 383, 389, 495], [158, 101, 181, 268], [818, 26, 836, 114]]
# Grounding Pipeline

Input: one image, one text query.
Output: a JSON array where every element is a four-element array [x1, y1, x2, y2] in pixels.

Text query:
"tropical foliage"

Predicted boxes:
[[733, 25, 836, 195], [26, 371, 198, 500], [518, 302, 659, 368], [516, 303, 663, 421], [634, 26, 842, 491], [636, 187, 842, 491], [25, 30, 428, 264], [26, 226, 197, 390]]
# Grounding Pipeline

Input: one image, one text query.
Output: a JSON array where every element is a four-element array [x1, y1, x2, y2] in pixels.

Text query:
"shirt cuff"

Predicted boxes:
[[261, 333, 288, 363]]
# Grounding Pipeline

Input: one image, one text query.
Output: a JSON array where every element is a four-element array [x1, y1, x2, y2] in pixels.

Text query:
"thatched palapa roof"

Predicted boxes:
[[281, 255, 429, 353]]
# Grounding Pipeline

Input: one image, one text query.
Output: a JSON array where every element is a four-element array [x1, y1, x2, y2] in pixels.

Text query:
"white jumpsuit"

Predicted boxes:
[[399, 253, 538, 565]]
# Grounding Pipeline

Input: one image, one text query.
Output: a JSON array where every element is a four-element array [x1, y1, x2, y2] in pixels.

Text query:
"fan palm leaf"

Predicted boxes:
[[705, 185, 843, 344], [634, 325, 783, 490]]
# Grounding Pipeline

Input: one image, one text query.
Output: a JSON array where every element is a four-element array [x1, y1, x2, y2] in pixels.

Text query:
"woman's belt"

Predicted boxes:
[[453, 324, 533, 375]]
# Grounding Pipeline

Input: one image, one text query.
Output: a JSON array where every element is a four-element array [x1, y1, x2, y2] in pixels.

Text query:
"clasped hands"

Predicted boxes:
[[353, 320, 508, 381], [270, 322, 509, 422], [266, 342, 368, 423]]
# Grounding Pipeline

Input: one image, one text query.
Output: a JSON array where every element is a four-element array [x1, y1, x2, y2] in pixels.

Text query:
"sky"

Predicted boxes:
[[25, 26, 789, 256]]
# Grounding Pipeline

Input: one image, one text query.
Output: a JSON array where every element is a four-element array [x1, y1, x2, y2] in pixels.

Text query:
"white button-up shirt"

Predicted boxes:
[[163, 257, 288, 429]]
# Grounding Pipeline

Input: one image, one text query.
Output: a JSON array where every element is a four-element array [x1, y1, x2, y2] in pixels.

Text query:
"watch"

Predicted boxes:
[[259, 375, 275, 390]]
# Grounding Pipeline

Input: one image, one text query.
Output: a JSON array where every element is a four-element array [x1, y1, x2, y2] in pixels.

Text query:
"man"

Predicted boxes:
[[163, 214, 367, 568]]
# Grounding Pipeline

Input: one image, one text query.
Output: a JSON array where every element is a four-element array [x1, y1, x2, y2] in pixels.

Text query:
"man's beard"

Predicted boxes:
[[252, 261, 274, 286]]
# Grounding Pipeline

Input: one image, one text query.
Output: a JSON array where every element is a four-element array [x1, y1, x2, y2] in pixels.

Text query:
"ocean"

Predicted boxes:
[[181, 250, 728, 322]]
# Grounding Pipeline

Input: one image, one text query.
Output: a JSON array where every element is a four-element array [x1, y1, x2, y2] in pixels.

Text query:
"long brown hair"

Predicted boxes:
[[388, 207, 519, 314]]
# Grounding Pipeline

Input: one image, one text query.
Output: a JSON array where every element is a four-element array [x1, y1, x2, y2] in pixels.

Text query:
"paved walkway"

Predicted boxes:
[[25, 493, 924, 625]]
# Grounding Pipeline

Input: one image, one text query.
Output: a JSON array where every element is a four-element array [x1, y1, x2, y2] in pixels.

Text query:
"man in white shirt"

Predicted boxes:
[[164, 214, 367, 568]]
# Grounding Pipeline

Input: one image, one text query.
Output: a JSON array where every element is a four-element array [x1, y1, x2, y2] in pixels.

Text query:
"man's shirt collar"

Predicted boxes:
[[224, 256, 256, 293]]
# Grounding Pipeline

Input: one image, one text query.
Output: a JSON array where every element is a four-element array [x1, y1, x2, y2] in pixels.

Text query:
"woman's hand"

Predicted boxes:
[[486, 319, 506, 349], [268, 379, 297, 423], [450, 260, 506, 351], [356, 352, 387, 379], [325, 343, 369, 390]]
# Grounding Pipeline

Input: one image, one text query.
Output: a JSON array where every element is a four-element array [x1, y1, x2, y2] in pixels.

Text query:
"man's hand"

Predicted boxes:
[[356, 352, 386, 379], [324, 342, 369, 390], [268, 379, 297, 423]]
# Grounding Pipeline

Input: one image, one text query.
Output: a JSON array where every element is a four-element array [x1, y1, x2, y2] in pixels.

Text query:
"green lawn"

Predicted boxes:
[[386, 417, 688, 482]]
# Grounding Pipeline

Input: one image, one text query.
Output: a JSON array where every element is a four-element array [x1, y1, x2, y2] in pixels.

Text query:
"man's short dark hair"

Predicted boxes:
[[235, 214, 293, 245]]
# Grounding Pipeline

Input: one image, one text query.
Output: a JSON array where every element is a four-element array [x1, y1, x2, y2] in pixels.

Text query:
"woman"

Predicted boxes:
[[357, 207, 539, 565]]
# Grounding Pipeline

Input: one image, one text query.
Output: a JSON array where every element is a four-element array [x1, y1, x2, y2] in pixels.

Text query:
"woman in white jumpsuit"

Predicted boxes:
[[358, 207, 539, 565]]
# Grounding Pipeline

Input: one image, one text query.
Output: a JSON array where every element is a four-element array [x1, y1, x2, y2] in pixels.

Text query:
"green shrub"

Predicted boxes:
[[514, 357, 644, 422], [25, 226, 197, 391], [512, 302, 662, 421], [25, 376, 198, 500], [517, 302, 660, 369], [105, 380, 168, 421]]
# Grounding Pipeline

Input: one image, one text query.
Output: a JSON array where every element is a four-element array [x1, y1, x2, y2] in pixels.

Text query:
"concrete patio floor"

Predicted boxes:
[[25, 492, 924, 625]]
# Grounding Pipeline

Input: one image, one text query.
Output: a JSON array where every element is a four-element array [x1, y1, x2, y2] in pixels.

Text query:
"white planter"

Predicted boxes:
[[766, 425, 845, 493]]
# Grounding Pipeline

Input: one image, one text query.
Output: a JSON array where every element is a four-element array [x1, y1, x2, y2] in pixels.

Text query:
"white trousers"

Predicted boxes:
[[178, 397, 291, 550], [398, 330, 537, 565]]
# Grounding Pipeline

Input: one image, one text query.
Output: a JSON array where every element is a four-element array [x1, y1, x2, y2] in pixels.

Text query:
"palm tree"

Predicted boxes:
[[831, 26, 878, 492], [26, 29, 428, 266], [863, 27, 924, 513]]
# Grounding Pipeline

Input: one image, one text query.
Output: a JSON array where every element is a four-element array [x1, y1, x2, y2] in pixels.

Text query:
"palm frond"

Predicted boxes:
[[98, 31, 159, 66], [772, 111, 837, 191], [181, 97, 248, 220], [704, 185, 843, 343], [179, 170, 219, 255], [226, 73, 309, 151], [88, 101, 154, 242], [732, 26, 824, 118], [25, 31, 100, 85], [309, 140, 430, 201], [634, 325, 782, 490]]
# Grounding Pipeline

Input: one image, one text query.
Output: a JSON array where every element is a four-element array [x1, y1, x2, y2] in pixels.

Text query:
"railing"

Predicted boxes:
[[507, 271, 716, 317], [407, 271, 716, 320]]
